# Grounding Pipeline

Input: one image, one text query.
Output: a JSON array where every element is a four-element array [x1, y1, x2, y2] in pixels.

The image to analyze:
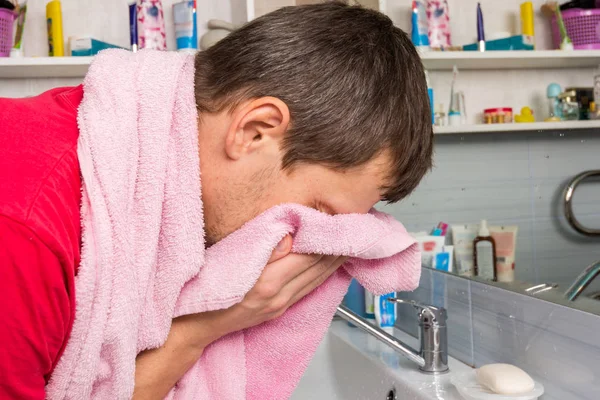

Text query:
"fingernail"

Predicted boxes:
[[276, 237, 287, 251]]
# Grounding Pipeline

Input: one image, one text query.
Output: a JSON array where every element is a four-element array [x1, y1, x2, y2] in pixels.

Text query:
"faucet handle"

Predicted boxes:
[[387, 298, 447, 324]]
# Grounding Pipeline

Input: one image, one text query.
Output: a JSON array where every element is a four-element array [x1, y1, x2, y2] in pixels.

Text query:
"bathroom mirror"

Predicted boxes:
[[378, 130, 600, 316]]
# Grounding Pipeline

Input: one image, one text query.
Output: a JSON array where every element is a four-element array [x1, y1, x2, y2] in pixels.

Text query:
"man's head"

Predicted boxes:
[[195, 2, 433, 246]]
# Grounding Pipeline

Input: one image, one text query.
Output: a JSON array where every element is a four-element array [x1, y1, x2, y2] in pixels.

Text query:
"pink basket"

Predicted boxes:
[[551, 9, 600, 50], [0, 8, 15, 57]]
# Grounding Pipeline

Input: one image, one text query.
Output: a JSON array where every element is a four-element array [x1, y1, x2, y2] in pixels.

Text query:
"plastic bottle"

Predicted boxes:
[[411, 0, 430, 52], [374, 292, 396, 334], [473, 220, 497, 281], [545, 83, 562, 122], [343, 279, 366, 325], [520, 1, 535, 48], [46, 0, 64, 57], [425, 70, 434, 125]]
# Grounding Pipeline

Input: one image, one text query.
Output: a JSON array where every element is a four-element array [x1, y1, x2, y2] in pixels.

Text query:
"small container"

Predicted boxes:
[[550, 8, 600, 50], [0, 8, 15, 57], [434, 103, 446, 126], [483, 107, 513, 124], [565, 86, 593, 120], [546, 83, 563, 121], [448, 91, 466, 126], [558, 90, 580, 121]]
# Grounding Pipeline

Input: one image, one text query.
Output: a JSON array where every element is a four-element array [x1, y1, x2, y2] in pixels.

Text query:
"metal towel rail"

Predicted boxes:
[[564, 170, 600, 236]]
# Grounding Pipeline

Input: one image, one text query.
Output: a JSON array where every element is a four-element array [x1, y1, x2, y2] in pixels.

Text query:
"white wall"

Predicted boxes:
[[2, 0, 598, 289], [1, 0, 245, 97]]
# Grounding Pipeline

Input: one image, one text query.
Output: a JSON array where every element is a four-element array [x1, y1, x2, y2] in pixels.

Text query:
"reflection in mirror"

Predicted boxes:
[[379, 131, 600, 317]]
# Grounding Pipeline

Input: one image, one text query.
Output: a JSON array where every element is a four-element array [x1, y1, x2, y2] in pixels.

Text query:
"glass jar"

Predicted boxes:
[[558, 90, 579, 121], [434, 103, 446, 126]]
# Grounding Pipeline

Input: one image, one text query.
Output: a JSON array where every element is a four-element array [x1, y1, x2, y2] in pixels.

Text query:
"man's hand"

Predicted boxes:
[[133, 235, 346, 400], [212, 234, 348, 335]]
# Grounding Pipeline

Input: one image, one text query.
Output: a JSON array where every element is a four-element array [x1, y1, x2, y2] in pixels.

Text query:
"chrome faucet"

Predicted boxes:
[[335, 298, 449, 374], [565, 260, 600, 301]]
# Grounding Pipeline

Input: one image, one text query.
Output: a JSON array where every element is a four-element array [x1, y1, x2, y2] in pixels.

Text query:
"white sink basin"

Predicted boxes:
[[292, 320, 472, 400]]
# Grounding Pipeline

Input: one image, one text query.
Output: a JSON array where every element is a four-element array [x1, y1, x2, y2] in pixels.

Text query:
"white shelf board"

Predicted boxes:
[[2, 50, 600, 78], [434, 120, 600, 135], [421, 50, 600, 70], [0, 57, 93, 78]]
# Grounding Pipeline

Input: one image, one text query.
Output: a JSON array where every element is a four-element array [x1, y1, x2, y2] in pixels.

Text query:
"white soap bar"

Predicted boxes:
[[476, 364, 535, 395]]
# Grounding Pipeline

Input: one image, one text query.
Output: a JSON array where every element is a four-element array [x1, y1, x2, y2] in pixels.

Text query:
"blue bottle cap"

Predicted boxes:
[[547, 83, 562, 98]]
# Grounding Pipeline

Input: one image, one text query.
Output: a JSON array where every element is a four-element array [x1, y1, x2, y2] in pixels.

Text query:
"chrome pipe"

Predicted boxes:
[[564, 170, 600, 236], [335, 305, 426, 368], [565, 260, 600, 301]]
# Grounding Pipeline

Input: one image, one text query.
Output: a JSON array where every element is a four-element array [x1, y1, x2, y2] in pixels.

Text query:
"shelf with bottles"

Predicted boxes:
[[4, 49, 600, 79], [421, 50, 600, 71], [0, 56, 92, 78], [433, 120, 600, 135]]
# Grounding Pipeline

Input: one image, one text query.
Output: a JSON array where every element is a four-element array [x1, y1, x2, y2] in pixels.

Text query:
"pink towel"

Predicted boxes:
[[46, 49, 421, 400]]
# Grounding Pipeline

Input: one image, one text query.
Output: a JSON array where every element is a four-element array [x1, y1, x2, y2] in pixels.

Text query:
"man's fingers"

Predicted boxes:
[[261, 252, 324, 290], [267, 234, 292, 264], [284, 256, 348, 306]]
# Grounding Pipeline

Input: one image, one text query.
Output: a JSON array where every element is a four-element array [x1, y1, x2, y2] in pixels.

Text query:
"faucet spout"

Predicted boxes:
[[335, 299, 449, 374], [335, 304, 426, 368]]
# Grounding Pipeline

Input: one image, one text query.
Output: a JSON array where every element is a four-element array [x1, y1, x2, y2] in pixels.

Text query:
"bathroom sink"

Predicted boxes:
[[292, 320, 472, 400]]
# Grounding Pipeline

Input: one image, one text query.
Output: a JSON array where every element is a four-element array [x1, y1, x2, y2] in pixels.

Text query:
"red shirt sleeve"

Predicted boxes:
[[0, 216, 72, 400]]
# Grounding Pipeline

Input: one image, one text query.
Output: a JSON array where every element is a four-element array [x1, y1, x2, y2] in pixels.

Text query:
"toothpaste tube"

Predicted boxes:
[[173, 0, 197, 51]]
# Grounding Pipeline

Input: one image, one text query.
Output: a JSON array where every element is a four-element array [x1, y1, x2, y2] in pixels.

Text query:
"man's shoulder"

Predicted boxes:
[[0, 85, 83, 263]]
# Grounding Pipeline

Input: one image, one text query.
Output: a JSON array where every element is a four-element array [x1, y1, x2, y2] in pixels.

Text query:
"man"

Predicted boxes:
[[0, 2, 432, 399]]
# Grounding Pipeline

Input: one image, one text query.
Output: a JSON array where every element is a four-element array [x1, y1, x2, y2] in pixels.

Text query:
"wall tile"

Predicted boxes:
[[471, 282, 600, 400], [397, 268, 600, 399], [380, 129, 600, 292]]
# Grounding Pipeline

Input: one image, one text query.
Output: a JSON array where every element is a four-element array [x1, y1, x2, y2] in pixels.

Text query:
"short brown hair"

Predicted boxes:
[[194, 1, 433, 203]]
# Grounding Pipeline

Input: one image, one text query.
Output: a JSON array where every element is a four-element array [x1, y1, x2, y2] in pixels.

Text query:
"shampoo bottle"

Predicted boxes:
[[46, 0, 64, 57], [343, 279, 366, 324], [473, 220, 497, 281]]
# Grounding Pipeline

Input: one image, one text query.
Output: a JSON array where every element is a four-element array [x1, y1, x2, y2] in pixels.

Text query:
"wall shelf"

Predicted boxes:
[[421, 50, 600, 70], [434, 120, 600, 135], [0, 57, 93, 78], [2, 50, 600, 78]]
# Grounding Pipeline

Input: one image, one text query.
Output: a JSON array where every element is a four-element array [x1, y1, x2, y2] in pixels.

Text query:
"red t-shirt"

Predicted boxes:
[[0, 86, 82, 399]]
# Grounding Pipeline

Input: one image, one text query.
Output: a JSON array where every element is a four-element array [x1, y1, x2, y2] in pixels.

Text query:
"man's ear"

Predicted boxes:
[[224, 97, 290, 161]]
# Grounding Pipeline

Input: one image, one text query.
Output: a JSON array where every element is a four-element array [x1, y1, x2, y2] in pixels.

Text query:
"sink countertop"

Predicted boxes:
[[328, 320, 473, 400]]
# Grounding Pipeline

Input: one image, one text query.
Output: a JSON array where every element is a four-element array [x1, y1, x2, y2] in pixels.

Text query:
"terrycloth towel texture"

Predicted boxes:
[[46, 49, 421, 400]]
